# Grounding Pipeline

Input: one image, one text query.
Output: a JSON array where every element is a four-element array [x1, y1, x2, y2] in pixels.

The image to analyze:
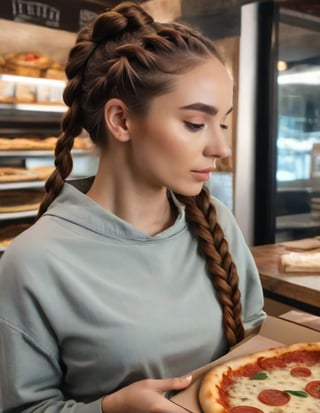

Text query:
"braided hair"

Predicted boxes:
[[37, 1, 244, 347]]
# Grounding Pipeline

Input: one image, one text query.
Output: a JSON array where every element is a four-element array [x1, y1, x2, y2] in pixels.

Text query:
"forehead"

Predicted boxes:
[[152, 57, 233, 112]]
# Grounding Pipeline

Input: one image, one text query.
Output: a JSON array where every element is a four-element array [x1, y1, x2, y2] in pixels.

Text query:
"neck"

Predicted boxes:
[[86, 156, 177, 236]]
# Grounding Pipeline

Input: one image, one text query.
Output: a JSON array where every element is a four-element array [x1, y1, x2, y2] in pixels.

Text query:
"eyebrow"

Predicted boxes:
[[179, 103, 233, 116]]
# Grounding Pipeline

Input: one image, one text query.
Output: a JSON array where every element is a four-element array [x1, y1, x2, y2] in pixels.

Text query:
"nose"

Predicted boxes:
[[203, 127, 232, 160]]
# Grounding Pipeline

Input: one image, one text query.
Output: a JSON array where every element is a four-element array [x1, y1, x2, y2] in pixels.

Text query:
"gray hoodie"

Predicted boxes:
[[0, 181, 265, 413]]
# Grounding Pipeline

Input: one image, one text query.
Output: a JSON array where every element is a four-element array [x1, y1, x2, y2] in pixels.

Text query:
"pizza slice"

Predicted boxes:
[[199, 342, 320, 413]]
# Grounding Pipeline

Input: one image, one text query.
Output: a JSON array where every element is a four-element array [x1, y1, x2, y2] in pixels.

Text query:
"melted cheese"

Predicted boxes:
[[227, 363, 320, 413]]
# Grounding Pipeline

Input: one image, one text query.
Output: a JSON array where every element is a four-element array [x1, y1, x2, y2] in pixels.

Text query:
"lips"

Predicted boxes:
[[190, 168, 213, 181], [191, 167, 214, 174]]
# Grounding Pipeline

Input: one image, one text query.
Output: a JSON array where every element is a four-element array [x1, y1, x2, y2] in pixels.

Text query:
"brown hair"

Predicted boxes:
[[38, 1, 244, 347]]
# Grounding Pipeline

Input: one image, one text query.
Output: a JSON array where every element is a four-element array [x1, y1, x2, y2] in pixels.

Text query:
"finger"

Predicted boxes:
[[170, 375, 193, 390], [155, 375, 193, 393]]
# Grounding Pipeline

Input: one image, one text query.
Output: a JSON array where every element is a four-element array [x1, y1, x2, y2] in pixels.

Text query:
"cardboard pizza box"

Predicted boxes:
[[170, 315, 320, 413], [279, 310, 320, 332]]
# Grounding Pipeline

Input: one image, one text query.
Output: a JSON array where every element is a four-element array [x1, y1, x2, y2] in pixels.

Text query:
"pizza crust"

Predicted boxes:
[[199, 342, 320, 413], [199, 368, 228, 413]]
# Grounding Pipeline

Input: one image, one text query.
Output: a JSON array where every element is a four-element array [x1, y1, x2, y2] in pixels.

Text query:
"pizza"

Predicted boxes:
[[199, 342, 320, 413]]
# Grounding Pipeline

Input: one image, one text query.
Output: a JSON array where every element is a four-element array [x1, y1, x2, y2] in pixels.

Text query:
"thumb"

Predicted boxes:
[[157, 375, 193, 394], [171, 375, 193, 390]]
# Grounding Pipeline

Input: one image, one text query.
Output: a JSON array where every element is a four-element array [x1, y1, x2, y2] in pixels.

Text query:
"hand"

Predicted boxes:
[[101, 375, 192, 413]]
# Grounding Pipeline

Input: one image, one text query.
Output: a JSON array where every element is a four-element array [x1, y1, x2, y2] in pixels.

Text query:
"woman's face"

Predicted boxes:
[[126, 56, 233, 196]]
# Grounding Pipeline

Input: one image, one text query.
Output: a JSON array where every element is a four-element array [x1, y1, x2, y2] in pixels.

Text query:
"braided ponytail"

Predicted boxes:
[[37, 41, 88, 218], [176, 187, 245, 348]]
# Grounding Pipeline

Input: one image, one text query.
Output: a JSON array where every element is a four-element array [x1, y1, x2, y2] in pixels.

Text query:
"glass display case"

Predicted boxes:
[[277, 70, 320, 182], [275, 13, 320, 242]]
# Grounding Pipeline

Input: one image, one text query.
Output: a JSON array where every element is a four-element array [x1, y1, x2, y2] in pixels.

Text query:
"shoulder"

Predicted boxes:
[[2, 217, 53, 259], [0, 216, 60, 289], [209, 194, 241, 223], [209, 195, 258, 278], [210, 195, 234, 219], [209, 195, 243, 241]]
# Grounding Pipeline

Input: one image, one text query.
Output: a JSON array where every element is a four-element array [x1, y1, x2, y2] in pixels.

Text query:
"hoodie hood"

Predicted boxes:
[[44, 179, 187, 242]]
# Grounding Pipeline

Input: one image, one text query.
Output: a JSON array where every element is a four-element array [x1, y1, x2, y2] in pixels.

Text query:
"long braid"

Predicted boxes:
[[37, 28, 94, 218], [176, 187, 245, 348]]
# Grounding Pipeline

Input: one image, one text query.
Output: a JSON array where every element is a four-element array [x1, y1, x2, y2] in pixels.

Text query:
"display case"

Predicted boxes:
[[0, 74, 97, 255], [276, 68, 320, 239]]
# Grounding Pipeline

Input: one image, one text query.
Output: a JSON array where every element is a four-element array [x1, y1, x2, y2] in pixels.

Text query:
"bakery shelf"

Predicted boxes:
[[0, 181, 45, 191], [0, 103, 66, 113], [0, 72, 96, 256], [0, 74, 66, 87], [0, 149, 94, 158], [0, 210, 37, 221], [0, 74, 66, 111]]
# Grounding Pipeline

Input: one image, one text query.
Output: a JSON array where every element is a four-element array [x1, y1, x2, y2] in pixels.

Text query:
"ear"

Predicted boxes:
[[104, 98, 130, 142]]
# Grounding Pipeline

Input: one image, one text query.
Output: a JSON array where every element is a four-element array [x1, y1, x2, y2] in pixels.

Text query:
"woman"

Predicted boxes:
[[0, 2, 265, 412]]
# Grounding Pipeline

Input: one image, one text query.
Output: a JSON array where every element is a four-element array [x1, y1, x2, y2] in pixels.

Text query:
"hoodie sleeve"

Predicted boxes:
[[0, 244, 102, 413], [0, 321, 102, 413]]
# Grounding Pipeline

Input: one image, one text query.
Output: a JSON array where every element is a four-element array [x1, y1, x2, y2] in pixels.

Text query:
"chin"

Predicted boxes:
[[171, 183, 205, 197]]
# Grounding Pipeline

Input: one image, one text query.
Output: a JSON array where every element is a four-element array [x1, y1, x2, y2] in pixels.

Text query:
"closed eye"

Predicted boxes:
[[184, 121, 205, 132]]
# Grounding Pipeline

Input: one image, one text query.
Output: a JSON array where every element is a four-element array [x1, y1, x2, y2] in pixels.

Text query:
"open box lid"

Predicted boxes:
[[170, 315, 320, 413]]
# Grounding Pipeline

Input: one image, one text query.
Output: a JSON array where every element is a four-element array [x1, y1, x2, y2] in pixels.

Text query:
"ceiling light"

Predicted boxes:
[[277, 61, 288, 71]]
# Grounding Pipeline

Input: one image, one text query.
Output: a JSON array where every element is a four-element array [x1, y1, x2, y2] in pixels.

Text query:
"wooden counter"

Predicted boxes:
[[250, 243, 320, 316]]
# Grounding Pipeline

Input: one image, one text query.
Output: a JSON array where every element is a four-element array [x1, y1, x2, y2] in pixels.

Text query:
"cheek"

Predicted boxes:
[[131, 117, 200, 169], [147, 123, 196, 162]]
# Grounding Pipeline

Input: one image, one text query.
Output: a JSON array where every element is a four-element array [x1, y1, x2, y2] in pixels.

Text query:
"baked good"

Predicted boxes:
[[0, 136, 94, 152], [31, 166, 55, 181], [279, 237, 320, 251], [0, 190, 43, 213], [0, 135, 95, 152], [0, 223, 31, 248], [15, 83, 37, 103], [73, 136, 94, 150], [280, 252, 320, 272], [45, 63, 65, 80], [0, 137, 57, 151], [27, 137, 58, 150], [199, 342, 320, 413], [0, 137, 13, 150], [0, 137, 39, 151], [0, 167, 39, 183], [0, 79, 15, 103], [3, 52, 52, 78]]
